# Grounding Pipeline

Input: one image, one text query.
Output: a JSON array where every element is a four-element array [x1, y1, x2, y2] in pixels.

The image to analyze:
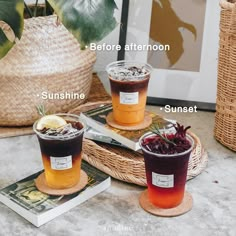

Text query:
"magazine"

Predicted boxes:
[[0, 161, 110, 227], [80, 104, 176, 151], [84, 126, 126, 147]]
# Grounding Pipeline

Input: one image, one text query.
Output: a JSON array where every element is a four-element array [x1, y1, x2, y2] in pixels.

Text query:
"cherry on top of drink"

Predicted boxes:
[[141, 123, 192, 155]]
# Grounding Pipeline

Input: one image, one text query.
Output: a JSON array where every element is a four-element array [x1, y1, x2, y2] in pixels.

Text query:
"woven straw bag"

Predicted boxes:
[[215, 0, 236, 151], [0, 16, 96, 126]]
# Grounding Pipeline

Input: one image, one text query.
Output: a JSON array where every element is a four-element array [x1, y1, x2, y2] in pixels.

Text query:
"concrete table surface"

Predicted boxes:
[[0, 106, 235, 236]]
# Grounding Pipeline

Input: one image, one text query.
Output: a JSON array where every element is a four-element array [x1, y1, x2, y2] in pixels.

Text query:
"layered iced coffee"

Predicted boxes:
[[106, 61, 152, 126]]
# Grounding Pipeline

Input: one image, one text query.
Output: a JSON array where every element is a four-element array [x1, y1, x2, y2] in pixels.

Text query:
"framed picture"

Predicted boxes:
[[117, 0, 130, 61], [125, 0, 220, 110]]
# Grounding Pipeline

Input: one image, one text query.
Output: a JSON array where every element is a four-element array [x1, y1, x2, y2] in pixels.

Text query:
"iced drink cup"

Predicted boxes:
[[140, 132, 194, 208], [33, 114, 85, 189], [106, 61, 152, 125]]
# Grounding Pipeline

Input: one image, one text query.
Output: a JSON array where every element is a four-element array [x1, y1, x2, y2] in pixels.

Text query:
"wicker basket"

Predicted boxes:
[[214, 0, 236, 151], [83, 132, 208, 186], [71, 102, 208, 186], [0, 16, 96, 127]]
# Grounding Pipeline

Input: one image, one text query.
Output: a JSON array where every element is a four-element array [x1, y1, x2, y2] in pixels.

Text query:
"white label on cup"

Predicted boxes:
[[50, 156, 72, 170], [120, 92, 139, 105], [152, 172, 174, 188]]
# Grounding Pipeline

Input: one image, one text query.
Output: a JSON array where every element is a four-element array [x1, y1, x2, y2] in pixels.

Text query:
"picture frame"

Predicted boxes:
[[125, 0, 220, 111], [117, 0, 130, 61]]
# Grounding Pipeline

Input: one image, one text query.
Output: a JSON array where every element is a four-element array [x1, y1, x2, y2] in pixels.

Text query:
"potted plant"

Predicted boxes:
[[0, 0, 118, 126]]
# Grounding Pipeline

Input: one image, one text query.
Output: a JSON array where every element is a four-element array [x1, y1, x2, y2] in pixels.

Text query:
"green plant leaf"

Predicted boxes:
[[48, 0, 118, 49], [0, 0, 24, 59]]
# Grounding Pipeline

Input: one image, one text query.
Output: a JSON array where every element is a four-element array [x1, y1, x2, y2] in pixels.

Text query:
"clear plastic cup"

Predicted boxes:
[[139, 132, 194, 208], [106, 60, 152, 125], [33, 114, 85, 189]]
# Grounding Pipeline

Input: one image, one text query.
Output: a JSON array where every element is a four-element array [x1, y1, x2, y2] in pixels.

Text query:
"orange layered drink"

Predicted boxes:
[[106, 61, 152, 125], [33, 114, 85, 189]]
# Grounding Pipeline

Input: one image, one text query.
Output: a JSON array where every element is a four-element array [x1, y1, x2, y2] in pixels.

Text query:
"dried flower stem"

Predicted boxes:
[[150, 124, 176, 146], [36, 104, 46, 117]]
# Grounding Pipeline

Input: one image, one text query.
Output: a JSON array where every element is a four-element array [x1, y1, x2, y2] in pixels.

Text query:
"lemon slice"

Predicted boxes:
[[36, 115, 67, 130]]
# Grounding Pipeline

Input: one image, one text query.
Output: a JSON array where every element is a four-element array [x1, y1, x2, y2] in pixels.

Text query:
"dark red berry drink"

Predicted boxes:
[[140, 129, 194, 209]]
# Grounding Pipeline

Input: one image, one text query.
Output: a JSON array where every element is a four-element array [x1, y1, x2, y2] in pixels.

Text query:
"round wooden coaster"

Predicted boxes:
[[35, 170, 88, 196], [139, 190, 193, 217], [106, 112, 152, 131]]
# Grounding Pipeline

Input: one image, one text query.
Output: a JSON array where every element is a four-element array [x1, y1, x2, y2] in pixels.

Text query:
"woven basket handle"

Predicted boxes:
[[220, 0, 236, 34], [229, 3, 236, 32], [0, 21, 18, 43]]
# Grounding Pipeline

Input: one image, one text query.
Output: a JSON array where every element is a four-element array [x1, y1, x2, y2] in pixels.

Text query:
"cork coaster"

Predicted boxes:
[[106, 112, 152, 131], [139, 190, 193, 217], [35, 170, 88, 196]]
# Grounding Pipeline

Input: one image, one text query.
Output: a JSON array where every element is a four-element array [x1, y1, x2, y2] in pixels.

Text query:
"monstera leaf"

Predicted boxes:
[[0, 0, 24, 59], [48, 0, 118, 49]]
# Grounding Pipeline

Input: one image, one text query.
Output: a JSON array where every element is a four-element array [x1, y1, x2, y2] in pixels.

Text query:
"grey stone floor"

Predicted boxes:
[[0, 104, 235, 236]]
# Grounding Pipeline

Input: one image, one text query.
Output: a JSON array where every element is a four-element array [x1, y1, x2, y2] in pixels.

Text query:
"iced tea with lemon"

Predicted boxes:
[[33, 114, 85, 189]]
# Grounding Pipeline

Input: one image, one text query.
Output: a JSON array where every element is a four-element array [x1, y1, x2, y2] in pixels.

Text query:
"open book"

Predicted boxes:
[[80, 104, 175, 151], [0, 161, 110, 227]]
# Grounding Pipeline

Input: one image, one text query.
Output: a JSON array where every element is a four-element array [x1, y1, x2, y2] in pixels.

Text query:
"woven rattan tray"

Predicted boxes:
[[71, 102, 208, 186]]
